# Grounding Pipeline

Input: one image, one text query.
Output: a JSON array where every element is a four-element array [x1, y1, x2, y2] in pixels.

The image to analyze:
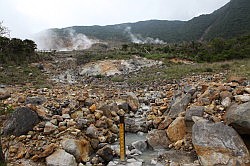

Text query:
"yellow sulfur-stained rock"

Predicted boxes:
[[89, 104, 97, 113], [61, 138, 90, 162], [166, 117, 186, 142]]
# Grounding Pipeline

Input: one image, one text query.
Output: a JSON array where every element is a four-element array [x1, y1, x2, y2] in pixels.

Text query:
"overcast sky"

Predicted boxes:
[[0, 0, 230, 39]]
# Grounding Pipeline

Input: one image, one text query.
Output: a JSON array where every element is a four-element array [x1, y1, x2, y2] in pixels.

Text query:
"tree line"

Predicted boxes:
[[0, 22, 38, 65], [121, 34, 250, 62], [0, 37, 38, 65]]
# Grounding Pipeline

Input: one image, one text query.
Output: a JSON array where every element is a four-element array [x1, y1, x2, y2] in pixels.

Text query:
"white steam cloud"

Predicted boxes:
[[33, 28, 100, 51], [125, 27, 165, 44]]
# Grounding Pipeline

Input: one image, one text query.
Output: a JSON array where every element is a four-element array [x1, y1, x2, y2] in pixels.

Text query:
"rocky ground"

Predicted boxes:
[[0, 53, 250, 166]]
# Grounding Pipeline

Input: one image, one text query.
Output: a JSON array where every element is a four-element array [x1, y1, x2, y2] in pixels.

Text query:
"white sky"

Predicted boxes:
[[0, 0, 230, 39]]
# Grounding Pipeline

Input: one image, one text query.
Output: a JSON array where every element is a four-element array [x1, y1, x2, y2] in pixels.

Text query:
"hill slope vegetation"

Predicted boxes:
[[43, 0, 250, 44]]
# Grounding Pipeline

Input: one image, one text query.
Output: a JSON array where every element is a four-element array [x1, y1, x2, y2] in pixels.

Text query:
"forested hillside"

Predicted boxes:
[[43, 0, 250, 45]]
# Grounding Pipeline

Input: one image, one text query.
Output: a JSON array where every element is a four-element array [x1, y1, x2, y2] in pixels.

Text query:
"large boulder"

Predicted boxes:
[[46, 149, 77, 166], [166, 117, 186, 142], [3, 107, 40, 136], [192, 121, 250, 165], [61, 138, 90, 162], [224, 102, 250, 135], [146, 129, 171, 149], [166, 93, 191, 118]]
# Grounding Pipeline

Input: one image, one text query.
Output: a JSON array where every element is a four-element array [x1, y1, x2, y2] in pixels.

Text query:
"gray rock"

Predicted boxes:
[[234, 95, 250, 102], [126, 92, 140, 112], [192, 121, 250, 165], [167, 93, 192, 118], [76, 118, 88, 129], [117, 101, 130, 113], [86, 124, 99, 138], [96, 145, 114, 162], [84, 98, 95, 107], [44, 122, 57, 134], [129, 148, 142, 155], [3, 107, 40, 136], [90, 138, 99, 150], [131, 140, 147, 152], [169, 162, 179, 166], [107, 161, 119, 166], [125, 117, 148, 133], [225, 102, 250, 135], [98, 103, 118, 118], [185, 106, 204, 122], [14, 159, 46, 166], [221, 97, 231, 107], [110, 145, 120, 155], [158, 150, 197, 164], [158, 116, 172, 130], [125, 117, 136, 126], [184, 85, 196, 95], [46, 149, 77, 166], [95, 119, 108, 128], [141, 104, 150, 112], [126, 161, 143, 166], [0, 88, 11, 100], [126, 158, 142, 166], [61, 139, 90, 162], [109, 124, 119, 134], [146, 129, 170, 149], [125, 118, 140, 133], [91, 156, 103, 165], [25, 96, 46, 105], [61, 114, 70, 119]]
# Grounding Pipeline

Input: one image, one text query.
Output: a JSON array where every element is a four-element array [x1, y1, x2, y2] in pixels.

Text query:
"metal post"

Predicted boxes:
[[119, 115, 126, 161], [0, 138, 5, 165]]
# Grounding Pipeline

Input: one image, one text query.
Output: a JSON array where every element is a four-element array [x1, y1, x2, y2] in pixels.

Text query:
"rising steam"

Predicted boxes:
[[33, 28, 100, 51], [124, 27, 165, 44]]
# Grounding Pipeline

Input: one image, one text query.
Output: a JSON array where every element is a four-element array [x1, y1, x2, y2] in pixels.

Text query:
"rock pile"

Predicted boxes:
[[0, 74, 250, 166], [47, 55, 163, 84]]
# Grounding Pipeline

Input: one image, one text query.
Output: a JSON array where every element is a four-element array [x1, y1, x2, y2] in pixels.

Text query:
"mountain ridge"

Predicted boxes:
[[37, 0, 250, 49]]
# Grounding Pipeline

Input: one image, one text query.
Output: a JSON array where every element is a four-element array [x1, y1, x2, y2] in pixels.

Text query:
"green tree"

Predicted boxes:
[[0, 21, 9, 37]]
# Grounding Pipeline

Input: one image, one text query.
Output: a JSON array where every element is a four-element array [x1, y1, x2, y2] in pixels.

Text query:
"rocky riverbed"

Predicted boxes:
[[0, 56, 250, 166]]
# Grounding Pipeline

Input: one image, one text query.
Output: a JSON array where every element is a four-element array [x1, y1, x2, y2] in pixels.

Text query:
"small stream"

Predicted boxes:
[[112, 132, 166, 166]]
